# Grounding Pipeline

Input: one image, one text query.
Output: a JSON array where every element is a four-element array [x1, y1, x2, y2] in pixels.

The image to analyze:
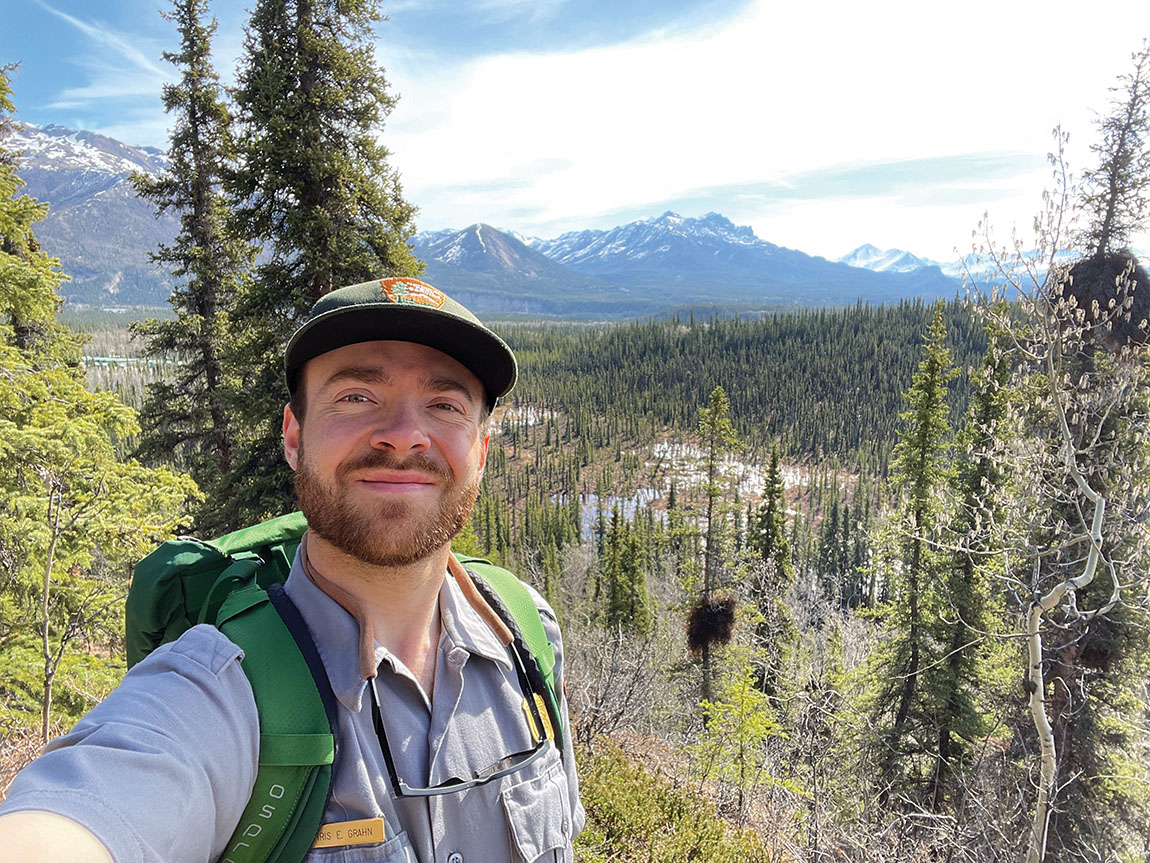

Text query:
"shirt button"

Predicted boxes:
[[447, 854, 464, 863]]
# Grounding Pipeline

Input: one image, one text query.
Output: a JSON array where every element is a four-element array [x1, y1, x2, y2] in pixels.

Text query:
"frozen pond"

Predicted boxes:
[[552, 489, 663, 541]]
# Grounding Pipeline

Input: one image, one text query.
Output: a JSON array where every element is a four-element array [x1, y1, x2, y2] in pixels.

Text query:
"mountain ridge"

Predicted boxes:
[[12, 122, 965, 313]]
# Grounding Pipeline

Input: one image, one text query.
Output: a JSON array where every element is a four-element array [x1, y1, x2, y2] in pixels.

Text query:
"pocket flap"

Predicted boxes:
[[501, 769, 569, 862]]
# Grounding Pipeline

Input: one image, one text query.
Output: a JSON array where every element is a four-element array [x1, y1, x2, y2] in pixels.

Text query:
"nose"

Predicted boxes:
[[369, 403, 431, 455]]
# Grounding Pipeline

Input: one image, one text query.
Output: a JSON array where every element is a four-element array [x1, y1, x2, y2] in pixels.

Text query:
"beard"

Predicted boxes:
[[295, 443, 481, 567]]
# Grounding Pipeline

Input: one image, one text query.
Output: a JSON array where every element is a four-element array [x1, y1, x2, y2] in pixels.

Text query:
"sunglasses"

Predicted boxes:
[[370, 637, 554, 798]]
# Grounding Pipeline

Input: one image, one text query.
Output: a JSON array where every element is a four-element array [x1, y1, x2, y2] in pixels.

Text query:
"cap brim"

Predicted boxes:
[[285, 303, 517, 404]]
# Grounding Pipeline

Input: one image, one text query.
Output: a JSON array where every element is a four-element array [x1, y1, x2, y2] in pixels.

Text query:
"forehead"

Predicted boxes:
[[302, 339, 485, 401]]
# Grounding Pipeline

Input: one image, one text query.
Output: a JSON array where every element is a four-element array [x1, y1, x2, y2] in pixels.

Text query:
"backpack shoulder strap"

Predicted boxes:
[[215, 582, 335, 863], [453, 554, 564, 751]]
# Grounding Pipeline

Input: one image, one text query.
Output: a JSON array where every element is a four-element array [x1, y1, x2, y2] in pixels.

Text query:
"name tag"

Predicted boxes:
[[312, 817, 386, 848]]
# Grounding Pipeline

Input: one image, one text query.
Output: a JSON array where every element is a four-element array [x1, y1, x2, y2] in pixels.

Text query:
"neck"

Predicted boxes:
[[302, 531, 445, 696]]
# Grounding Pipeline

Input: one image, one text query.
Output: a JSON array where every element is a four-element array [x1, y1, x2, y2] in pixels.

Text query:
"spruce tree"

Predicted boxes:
[[694, 386, 741, 702], [0, 72, 197, 737], [748, 442, 794, 697], [867, 304, 957, 794], [1078, 40, 1150, 259], [749, 443, 791, 580], [133, 0, 251, 525], [928, 327, 1012, 805], [224, 0, 421, 527]]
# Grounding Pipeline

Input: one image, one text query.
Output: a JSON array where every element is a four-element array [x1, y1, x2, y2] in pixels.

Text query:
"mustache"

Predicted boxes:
[[337, 450, 453, 482]]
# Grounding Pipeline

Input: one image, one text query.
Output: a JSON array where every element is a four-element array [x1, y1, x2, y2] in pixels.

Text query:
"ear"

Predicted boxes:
[[283, 403, 301, 471], [477, 433, 490, 478]]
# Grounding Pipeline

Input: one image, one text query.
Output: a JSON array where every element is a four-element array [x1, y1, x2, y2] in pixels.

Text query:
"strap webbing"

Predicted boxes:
[[455, 556, 564, 751], [216, 585, 334, 863]]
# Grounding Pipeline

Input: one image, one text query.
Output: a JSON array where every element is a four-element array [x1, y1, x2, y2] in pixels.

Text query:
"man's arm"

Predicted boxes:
[[0, 626, 259, 863], [0, 811, 113, 863]]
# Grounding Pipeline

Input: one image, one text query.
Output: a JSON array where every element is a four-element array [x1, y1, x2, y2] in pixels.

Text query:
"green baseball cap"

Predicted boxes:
[[284, 277, 517, 406]]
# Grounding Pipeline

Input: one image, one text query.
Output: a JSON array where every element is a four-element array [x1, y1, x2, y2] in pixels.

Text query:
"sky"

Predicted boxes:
[[2, 0, 1149, 262]]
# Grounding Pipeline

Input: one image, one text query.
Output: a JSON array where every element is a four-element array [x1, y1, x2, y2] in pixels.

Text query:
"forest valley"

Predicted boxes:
[[3, 3, 1150, 861]]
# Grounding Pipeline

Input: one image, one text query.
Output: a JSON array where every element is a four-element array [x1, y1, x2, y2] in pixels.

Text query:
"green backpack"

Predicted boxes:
[[127, 511, 564, 863]]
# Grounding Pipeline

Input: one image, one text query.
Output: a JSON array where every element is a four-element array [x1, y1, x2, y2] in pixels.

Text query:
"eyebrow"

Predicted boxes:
[[319, 366, 390, 391], [319, 366, 479, 405]]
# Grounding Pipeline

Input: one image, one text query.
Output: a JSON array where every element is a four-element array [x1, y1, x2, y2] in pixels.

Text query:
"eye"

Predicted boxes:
[[432, 401, 462, 413], [338, 393, 371, 404]]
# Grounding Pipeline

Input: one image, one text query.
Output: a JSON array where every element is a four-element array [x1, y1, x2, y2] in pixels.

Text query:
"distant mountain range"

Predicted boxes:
[[414, 213, 960, 316], [10, 122, 979, 314], [837, 243, 938, 274], [10, 123, 177, 305]]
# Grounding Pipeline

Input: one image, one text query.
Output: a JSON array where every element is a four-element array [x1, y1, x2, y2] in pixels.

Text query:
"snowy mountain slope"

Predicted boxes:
[[411, 224, 626, 315], [10, 124, 177, 304], [837, 244, 939, 273], [521, 212, 960, 303], [13, 122, 970, 311]]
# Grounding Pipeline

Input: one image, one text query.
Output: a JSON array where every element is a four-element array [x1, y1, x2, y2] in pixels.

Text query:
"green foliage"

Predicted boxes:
[[131, 0, 252, 525], [507, 301, 983, 466], [575, 744, 775, 863], [926, 327, 1015, 795], [691, 662, 787, 818], [695, 386, 742, 703], [599, 506, 653, 636], [221, 0, 422, 531], [0, 70, 199, 737], [698, 386, 740, 598], [748, 444, 791, 580], [1077, 40, 1150, 258], [864, 305, 961, 796]]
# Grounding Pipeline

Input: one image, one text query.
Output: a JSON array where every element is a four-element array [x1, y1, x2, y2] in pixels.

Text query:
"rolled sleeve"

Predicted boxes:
[[0, 625, 260, 863]]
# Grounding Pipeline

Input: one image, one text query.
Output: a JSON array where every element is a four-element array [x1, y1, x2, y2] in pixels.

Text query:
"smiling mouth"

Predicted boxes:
[[355, 473, 439, 492]]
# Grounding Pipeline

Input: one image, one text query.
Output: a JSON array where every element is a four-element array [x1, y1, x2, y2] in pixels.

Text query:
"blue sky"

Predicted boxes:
[[3, 0, 1149, 260]]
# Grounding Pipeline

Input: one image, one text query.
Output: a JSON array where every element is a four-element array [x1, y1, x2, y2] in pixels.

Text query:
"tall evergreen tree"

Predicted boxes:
[[133, 0, 250, 526], [867, 304, 957, 794], [601, 507, 652, 636], [748, 443, 791, 580], [694, 386, 741, 703], [748, 442, 794, 697], [0, 72, 197, 737], [1078, 40, 1150, 259], [928, 327, 1012, 805], [224, 0, 421, 527], [699, 386, 740, 600]]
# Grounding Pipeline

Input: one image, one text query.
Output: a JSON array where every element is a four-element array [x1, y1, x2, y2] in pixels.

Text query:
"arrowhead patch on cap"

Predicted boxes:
[[379, 277, 446, 309]]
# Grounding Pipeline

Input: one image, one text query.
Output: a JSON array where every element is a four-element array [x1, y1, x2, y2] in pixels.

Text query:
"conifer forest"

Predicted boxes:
[[2, 2, 1150, 861]]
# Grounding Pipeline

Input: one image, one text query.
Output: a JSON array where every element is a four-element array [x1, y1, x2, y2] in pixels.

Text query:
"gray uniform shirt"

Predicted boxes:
[[1, 556, 584, 863]]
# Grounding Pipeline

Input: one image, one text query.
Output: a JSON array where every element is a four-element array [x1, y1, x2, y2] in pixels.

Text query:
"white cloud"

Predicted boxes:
[[472, 0, 568, 24], [34, 0, 171, 107], [385, 0, 1150, 257]]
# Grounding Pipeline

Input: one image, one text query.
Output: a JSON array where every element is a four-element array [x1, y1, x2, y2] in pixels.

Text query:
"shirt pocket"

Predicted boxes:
[[501, 761, 573, 863], [302, 829, 417, 863]]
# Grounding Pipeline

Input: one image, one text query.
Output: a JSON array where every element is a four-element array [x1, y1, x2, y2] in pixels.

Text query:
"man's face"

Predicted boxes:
[[283, 340, 491, 567]]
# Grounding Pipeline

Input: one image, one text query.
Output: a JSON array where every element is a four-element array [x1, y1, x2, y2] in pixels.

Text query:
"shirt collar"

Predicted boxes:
[[439, 568, 513, 671], [284, 550, 513, 713]]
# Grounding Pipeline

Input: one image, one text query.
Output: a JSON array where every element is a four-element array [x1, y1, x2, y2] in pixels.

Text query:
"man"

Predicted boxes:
[[0, 277, 584, 862]]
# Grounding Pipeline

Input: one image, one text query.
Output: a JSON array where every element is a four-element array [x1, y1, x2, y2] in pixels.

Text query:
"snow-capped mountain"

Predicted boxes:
[[841, 242, 1150, 289], [837, 244, 939, 274], [12, 124, 168, 180], [940, 248, 1083, 282], [419, 223, 569, 278], [11, 123, 966, 312], [413, 213, 960, 312], [9, 123, 176, 304], [410, 224, 617, 315], [521, 211, 959, 304], [529, 211, 772, 275]]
